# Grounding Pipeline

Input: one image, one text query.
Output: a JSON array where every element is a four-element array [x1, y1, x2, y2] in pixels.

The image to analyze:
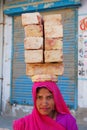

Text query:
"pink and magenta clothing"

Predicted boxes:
[[13, 81, 78, 130], [56, 113, 78, 130]]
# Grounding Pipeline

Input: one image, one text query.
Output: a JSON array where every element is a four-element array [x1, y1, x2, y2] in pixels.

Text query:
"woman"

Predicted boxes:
[[13, 81, 78, 130]]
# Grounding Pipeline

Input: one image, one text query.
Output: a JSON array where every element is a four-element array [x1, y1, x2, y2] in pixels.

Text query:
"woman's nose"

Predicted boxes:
[[42, 98, 48, 105]]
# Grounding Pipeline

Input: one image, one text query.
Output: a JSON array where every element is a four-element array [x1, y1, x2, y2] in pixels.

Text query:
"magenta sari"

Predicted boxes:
[[13, 81, 70, 130]]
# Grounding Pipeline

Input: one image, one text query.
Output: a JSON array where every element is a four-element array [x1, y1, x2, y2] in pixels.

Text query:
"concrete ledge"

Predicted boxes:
[[76, 108, 87, 125], [0, 129, 9, 130]]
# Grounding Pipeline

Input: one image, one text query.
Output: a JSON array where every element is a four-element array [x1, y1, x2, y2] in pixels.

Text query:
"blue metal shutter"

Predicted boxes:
[[11, 8, 78, 109], [11, 16, 33, 105], [57, 8, 78, 110]]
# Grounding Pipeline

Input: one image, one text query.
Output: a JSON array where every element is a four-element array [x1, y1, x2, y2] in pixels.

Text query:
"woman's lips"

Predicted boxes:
[[40, 108, 49, 111]]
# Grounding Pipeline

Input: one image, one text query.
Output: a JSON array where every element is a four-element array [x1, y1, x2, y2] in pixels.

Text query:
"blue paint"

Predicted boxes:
[[15, 43, 25, 62], [4, 0, 81, 16], [78, 78, 87, 80], [11, 75, 33, 105], [9, 0, 79, 109]]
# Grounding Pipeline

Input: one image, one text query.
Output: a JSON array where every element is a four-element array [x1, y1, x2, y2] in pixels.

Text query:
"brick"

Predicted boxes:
[[21, 12, 43, 26], [44, 50, 63, 62], [31, 74, 58, 82], [44, 24, 63, 38], [25, 50, 43, 63], [24, 25, 43, 37], [45, 38, 62, 50], [43, 14, 62, 26], [24, 37, 43, 50], [26, 63, 64, 76]]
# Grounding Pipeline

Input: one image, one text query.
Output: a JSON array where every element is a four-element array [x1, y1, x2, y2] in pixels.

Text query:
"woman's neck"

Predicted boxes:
[[49, 110, 57, 120]]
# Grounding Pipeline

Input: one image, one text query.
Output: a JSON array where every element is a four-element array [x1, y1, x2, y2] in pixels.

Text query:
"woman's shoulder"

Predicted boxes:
[[56, 113, 78, 130], [13, 117, 25, 130], [57, 113, 76, 121], [13, 114, 31, 130]]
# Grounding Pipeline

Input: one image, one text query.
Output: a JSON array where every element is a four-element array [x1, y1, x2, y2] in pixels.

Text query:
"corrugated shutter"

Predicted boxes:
[[11, 8, 78, 109], [11, 16, 33, 105]]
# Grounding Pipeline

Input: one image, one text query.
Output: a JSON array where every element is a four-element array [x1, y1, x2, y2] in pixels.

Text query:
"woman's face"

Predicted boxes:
[[36, 87, 55, 117]]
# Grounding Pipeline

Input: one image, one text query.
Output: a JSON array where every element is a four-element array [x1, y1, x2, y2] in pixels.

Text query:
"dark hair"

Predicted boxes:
[[36, 86, 52, 94]]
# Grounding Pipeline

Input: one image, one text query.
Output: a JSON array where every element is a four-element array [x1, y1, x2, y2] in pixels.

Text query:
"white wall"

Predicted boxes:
[[0, 0, 4, 113], [2, 15, 12, 115], [78, 0, 87, 107]]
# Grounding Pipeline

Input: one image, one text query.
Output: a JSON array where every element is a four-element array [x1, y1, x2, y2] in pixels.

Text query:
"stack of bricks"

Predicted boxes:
[[21, 12, 64, 82], [44, 14, 63, 63], [22, 12, 43, 63]]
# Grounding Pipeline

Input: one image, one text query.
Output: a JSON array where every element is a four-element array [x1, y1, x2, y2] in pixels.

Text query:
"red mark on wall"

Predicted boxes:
[[80, 17, 87, 30]]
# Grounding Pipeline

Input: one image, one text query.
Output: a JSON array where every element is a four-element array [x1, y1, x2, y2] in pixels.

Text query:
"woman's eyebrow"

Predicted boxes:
[[37, 94, 53, 96], [47, 94, 53, 97]]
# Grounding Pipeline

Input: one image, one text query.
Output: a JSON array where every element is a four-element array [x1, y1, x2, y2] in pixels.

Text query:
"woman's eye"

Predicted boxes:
[[47, 96, 53, 100], [37, 96, 42, 100]]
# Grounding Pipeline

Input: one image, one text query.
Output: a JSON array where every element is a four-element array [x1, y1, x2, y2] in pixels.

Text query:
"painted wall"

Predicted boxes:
[[2, 15, 34, 116], [0, 0, 4, 114], [2, 0, 87, 116], [2, 15, 13, 115], [78, 0, 87, 107]]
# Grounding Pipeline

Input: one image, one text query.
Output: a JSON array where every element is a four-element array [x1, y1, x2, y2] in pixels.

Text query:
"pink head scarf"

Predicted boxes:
[[13, 81, 70, 130]]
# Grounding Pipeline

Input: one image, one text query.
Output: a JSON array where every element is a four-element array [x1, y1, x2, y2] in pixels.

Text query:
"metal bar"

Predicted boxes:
[[3, 1, 81, 16], [0, 0, 4, 114]]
